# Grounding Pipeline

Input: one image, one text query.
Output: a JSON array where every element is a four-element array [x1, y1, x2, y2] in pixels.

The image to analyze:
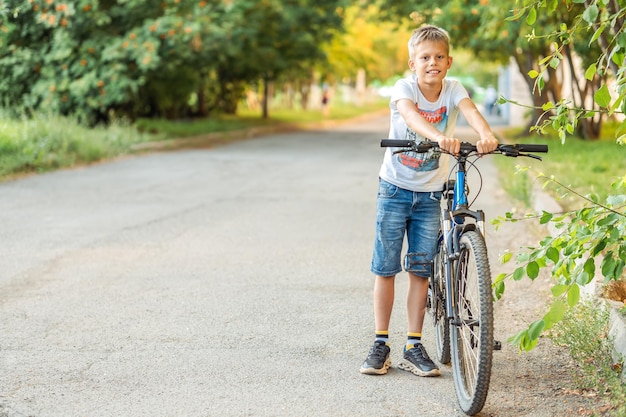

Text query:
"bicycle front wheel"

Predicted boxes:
[[450, 230, 494, 416]]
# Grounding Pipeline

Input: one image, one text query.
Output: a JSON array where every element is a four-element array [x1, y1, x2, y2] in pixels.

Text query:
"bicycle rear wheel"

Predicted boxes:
[[428, 236, 450, 364], [450, 230, 494, 416]]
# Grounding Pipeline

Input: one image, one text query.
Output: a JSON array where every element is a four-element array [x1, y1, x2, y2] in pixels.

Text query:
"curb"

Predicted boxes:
[[130, 123, 302, 152]]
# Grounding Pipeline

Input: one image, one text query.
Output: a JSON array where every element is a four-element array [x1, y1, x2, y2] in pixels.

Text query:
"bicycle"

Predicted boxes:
[[380, 139, 548, 416]]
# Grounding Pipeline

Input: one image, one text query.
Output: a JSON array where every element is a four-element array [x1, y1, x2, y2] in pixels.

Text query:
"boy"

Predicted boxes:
[[360, 25, 498, 377]]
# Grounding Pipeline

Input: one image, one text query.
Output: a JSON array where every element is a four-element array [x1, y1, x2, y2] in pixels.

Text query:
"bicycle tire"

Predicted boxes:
[[429, 236, 450, 364], [450, 230, 494, 416]]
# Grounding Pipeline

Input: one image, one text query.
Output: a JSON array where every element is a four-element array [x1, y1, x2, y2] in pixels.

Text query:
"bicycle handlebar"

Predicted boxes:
[[380, 139, 548, 159]]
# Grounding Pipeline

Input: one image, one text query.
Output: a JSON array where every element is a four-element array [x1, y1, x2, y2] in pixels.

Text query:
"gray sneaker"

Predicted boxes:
[[398, 344, 441, 377], [360, 341, 391, 375]]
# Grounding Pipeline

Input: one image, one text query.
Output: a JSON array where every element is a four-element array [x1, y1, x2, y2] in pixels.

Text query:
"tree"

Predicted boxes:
[[221, 0, 346, 118], [0, 0, 347, 122], [324, 4, 411, 86], [0, 0, 210, 123], [512, 0, 625, 142]]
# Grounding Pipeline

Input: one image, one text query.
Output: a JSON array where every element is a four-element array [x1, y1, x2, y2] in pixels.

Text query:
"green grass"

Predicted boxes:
[[0, 112, 157, 180], [549, 299, 626, 416], [135, 99, 389, 138], [493, 125, 626, 211]]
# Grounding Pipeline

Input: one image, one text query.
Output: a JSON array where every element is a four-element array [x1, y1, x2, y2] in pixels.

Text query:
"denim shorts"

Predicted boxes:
[[371, 178, 442, 277]]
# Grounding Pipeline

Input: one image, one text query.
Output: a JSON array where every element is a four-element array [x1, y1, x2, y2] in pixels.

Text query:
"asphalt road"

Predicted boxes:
[[0, 115, 589, 417]]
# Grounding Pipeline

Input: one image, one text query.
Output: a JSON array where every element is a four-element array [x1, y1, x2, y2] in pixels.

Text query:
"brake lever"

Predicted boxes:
[[392, 148, 414, 155], [524, 153, 543, 161]]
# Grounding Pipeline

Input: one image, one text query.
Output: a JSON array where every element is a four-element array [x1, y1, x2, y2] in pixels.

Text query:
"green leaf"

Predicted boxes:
[[543, 300, 567, 331], [546, 247, 560, 264], [602, 253, 616, 279], [567, 284, 580, 307], [551, 284, 569, 297], [500, 252, 513, 264], [549, 57, 560, 69], [526, 7, 537, 25], [594, 84, 611, 108], [528, 319, 545, 341], [508, 328, 538, 351], [615, 260, 625, 281], [547, 0, 559, 12], [528, 69, 540, 79], [494, 280, 505, 300], [539, 211, 553, 224], [506, 8, 526, 21], [507, 328, 527, 346], [582, 5, 599, 24], [607, 195, 626, 206], [494, 272, 507, 284], [513, 266, 526, 281], [583, 258, 595, 277], [597, 213, 619, 227], [584, 63, 597, 81], [591, 238, 607, 256], [577, 270, 590, 286], [611, 50, 624, 67], [526, 261, 540, 279], [590, 25, 605, 45]]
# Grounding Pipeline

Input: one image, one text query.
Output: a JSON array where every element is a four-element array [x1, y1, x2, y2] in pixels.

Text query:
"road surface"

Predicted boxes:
[[0, 115, 596, 416]]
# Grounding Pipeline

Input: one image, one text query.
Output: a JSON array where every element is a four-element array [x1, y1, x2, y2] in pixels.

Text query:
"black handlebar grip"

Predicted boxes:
[[380, 139, 413, 147], [515, 144, 549, 153]]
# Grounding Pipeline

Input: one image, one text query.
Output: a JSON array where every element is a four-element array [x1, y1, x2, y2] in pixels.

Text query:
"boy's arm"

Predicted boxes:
[[458, 98, 499, 154], [397, 98, 460, 154]]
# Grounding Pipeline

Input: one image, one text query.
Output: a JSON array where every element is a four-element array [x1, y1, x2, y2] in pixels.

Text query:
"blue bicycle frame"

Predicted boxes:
[[441, 153, 486, 324]]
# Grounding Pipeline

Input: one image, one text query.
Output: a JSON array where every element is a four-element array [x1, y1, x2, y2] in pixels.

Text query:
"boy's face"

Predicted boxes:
[[408, 40, 452, 87]]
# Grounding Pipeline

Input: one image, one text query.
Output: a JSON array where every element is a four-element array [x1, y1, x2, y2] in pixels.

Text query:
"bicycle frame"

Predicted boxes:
[[441, 152, 485, 325]]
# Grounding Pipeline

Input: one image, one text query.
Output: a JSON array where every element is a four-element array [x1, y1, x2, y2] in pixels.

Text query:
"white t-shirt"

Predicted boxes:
[[379, 74, 469, 192]]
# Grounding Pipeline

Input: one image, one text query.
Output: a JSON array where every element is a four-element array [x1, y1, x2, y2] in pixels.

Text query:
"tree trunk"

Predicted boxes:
[[196, 82, 207, 117], [513, 51, 551, 134], [262, 76, 269, 119]]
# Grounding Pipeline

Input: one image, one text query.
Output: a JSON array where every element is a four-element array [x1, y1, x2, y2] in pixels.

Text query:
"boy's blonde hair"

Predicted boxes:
[[408, 25, 450, 58]]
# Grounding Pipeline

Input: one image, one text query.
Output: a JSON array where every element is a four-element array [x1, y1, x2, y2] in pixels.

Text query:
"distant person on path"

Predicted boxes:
[[360, 25, 498, 377], [321, 88, 330, 117], [484, 85, 498, 115]]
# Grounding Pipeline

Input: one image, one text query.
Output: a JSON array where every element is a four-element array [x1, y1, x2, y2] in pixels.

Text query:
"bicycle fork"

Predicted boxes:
[[440, 209, 458, 326], [441, 209, 486, 328]]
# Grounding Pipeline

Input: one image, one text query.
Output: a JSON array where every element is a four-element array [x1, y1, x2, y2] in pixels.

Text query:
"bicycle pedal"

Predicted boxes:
[[494, 340, 502, 351]]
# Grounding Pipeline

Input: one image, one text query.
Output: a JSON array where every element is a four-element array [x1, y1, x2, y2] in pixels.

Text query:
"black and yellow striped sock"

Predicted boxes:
[[406, 332, 422, 350], [375, 330, 390, 346]]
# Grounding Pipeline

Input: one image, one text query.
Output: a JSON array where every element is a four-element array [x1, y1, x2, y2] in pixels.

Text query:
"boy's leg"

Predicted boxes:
[[362, 178, 408, 375], [398, 190, 442, 377], [374, 275, 395, 331], [406, 272, 428, 334], [398, 272, 440, 377], [360, 275, 395, 375]]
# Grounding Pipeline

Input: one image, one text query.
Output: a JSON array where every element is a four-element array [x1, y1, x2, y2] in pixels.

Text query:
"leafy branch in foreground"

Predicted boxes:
[[510, 0, 626, 142], [491, 173, 626, 351]]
